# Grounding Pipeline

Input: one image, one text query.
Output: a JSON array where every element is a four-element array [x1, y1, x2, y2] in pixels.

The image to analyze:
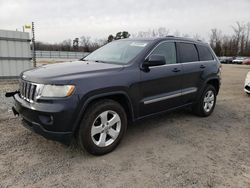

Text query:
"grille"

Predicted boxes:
[[19, 80, 38, 102]]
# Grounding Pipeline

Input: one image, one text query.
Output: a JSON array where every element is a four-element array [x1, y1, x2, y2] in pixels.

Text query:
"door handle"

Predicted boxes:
[[200, 65, 206, 69], [172, 68, 181, 72]]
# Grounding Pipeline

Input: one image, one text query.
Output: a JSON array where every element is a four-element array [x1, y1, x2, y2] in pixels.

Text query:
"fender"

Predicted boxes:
[[72, 90, 134, 133], [196, 76, 221, 100]]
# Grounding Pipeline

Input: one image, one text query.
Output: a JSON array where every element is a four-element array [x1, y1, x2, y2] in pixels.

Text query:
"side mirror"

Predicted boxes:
[[144, 54, 166, 67]]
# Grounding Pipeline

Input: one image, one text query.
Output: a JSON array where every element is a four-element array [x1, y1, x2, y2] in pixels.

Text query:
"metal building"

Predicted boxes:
[[0, 30, 32, 78]]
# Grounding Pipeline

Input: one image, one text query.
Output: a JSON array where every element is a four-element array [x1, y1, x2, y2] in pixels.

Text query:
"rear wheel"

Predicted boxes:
[[192, 85, 217, 117], [78, 99, 127, 155]]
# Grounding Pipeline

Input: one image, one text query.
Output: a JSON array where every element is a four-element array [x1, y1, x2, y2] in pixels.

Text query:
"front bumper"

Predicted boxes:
[[13, 93, 78, 145], [245, 79, 250, 94], [245, 84, 250, 93]]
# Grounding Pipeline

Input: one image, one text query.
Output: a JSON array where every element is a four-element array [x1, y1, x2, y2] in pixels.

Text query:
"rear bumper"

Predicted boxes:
[[13, 93, 77, 145]]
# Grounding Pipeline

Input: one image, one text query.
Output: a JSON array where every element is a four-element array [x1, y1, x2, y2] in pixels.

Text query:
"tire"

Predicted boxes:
[[192, 85, 217, 117], [78, 99, 127, 155]]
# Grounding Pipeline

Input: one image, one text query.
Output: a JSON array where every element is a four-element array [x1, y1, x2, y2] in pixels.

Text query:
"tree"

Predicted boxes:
[[60, 39, 71, 51], [80, 36, 91, 52], [108, 35, 114, 42], [73, 38, 79, 51], [232, 22, 245, 55], [107, 31, 131, 42], [122, 31, 130, 39], [210, 29, 222, 56], [134, 27, 169, 38], [158, 27, 169, 37]]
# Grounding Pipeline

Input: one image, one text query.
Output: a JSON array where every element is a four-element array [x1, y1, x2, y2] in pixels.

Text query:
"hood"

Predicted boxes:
[[22, 61, 124, 83]]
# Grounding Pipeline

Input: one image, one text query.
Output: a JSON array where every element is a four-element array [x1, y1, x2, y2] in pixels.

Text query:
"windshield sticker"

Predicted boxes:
[[130, 42, 148, 47]]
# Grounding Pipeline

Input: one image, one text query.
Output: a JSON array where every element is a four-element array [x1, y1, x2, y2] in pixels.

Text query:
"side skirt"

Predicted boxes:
[[134, 102, 193, 122]]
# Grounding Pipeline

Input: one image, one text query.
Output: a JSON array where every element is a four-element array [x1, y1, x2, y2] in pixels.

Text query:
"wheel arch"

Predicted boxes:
[[206, 77, 220, 95], [72, 91, 134, 135]]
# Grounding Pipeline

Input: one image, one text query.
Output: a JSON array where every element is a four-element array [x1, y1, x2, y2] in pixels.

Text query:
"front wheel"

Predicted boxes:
[[192, 85, 217, 117], [78, 99, 127, 155]]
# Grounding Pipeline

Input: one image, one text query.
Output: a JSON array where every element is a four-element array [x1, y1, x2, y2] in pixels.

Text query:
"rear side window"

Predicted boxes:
[[178, 43, 198, 63], [196, 45, 214, 61], [150, 42, 176, 64]]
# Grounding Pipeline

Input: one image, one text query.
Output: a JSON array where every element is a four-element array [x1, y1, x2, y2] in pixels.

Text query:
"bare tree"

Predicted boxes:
[[209, 29, 223, 56], [193, 33, 202, 40], [80, 36, 91, 52], [232, 22, 245, 55], [158, 27, 169, 37], [134, 27, 169, 38]]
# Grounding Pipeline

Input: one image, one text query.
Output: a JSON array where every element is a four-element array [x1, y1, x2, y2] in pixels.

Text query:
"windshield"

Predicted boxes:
[[236, 57, 247, 60], [83, 40, 149, 64]]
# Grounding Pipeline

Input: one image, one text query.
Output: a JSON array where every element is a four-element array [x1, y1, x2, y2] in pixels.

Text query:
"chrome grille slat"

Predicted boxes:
[[22, 82, 24, 97], [29, 84, 34, 100], [19, 80, 38, 103], [26, 83, 30, 99], [19, 81, 22, 96], [23, 82, 27, 98], [21, 81, 24, 96]]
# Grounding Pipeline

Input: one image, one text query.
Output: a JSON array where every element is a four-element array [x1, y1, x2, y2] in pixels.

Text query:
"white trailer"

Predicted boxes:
[[0, 30, 32, 78]]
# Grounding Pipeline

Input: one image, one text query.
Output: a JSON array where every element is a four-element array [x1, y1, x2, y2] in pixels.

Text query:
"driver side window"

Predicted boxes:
[[150, 42, 177, 64]]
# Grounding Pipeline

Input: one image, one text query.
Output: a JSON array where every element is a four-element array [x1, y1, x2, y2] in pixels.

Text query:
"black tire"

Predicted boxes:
[[192, 85, 217, 117], [78, 99, 127, 155]]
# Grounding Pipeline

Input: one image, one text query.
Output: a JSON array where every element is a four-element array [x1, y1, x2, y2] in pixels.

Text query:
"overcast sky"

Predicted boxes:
[[0, 0, 249, 43]]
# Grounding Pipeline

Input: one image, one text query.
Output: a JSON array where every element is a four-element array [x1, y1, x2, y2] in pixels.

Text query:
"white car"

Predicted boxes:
[[245, 72, 250, 94], [233, 57, 247, 64]]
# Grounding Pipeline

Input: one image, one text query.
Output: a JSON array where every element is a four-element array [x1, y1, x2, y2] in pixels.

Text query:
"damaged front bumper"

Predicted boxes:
[[6, 91, 74, 145]]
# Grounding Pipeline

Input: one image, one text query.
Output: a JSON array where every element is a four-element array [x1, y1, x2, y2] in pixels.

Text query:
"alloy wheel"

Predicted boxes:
[[203, 90, 215, 113], [91, 110, 121, 147]]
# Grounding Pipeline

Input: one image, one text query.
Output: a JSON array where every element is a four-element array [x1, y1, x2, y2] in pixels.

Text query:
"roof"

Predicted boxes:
[[122, 36, 207, 45]]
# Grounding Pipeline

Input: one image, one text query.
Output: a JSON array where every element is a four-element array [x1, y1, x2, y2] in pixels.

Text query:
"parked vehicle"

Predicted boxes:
[[219, 56, 234, 64], [232, 57, 247, 64], [7, 37, 221, 155], [245, 72, 250, 94], [243, 58, 250, 65]]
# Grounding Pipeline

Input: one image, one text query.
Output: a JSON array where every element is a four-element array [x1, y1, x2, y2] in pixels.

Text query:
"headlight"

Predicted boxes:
[[38, 85, 75, 98]]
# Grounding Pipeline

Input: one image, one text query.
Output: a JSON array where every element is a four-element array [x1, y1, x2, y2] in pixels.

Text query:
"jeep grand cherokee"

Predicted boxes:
[[7, 37, 221, 155]]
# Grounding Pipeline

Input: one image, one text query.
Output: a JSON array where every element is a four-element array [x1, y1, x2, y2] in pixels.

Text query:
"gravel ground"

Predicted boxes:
[[0, 64, 250, 188]]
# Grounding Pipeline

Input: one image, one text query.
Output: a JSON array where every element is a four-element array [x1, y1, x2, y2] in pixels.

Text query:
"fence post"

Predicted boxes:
[[31, 22, 36, 67]]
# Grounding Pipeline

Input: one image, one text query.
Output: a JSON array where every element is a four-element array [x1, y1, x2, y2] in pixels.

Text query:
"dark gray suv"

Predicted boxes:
[[8, 37, 221, 155]]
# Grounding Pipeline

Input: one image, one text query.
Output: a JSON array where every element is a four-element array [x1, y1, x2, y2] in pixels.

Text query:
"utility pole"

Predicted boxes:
[[31, 22, 36, 67]]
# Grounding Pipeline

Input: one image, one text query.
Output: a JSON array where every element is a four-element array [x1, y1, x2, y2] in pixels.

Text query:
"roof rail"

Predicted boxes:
[[165, 35, 175, 37]]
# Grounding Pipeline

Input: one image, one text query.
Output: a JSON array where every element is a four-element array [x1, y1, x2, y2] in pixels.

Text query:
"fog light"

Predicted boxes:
[[39, 115, 53, 125]]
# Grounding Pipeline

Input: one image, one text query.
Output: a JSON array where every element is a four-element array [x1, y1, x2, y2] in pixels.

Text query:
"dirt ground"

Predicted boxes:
[[0, 64, 250, 188]]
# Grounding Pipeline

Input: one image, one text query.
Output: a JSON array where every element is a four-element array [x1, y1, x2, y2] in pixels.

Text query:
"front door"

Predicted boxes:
[[139, 41, 183, 116]]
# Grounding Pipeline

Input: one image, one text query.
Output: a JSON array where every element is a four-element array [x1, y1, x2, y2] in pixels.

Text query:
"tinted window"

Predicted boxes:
[[150, 42, 176, 64], [178, 43, 198, 63], [197, 45, 214, 61]]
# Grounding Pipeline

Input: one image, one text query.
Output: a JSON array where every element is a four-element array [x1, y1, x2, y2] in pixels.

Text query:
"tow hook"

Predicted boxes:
[[12, 107, 19, 117], [5, 91, 19, 98]]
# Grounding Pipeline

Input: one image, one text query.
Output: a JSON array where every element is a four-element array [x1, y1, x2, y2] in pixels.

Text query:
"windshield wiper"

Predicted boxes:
[[94, 60, 106, 63], [80, 59, 106, 63], [79, 58, 87, 61]]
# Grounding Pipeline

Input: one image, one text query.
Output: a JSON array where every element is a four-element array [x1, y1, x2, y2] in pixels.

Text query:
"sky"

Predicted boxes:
[[0, 0, 250, 43]]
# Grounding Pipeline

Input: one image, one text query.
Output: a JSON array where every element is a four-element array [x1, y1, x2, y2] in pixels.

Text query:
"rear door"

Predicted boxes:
[[176, 42, 201, 104], [139, 41, 183, 116]]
